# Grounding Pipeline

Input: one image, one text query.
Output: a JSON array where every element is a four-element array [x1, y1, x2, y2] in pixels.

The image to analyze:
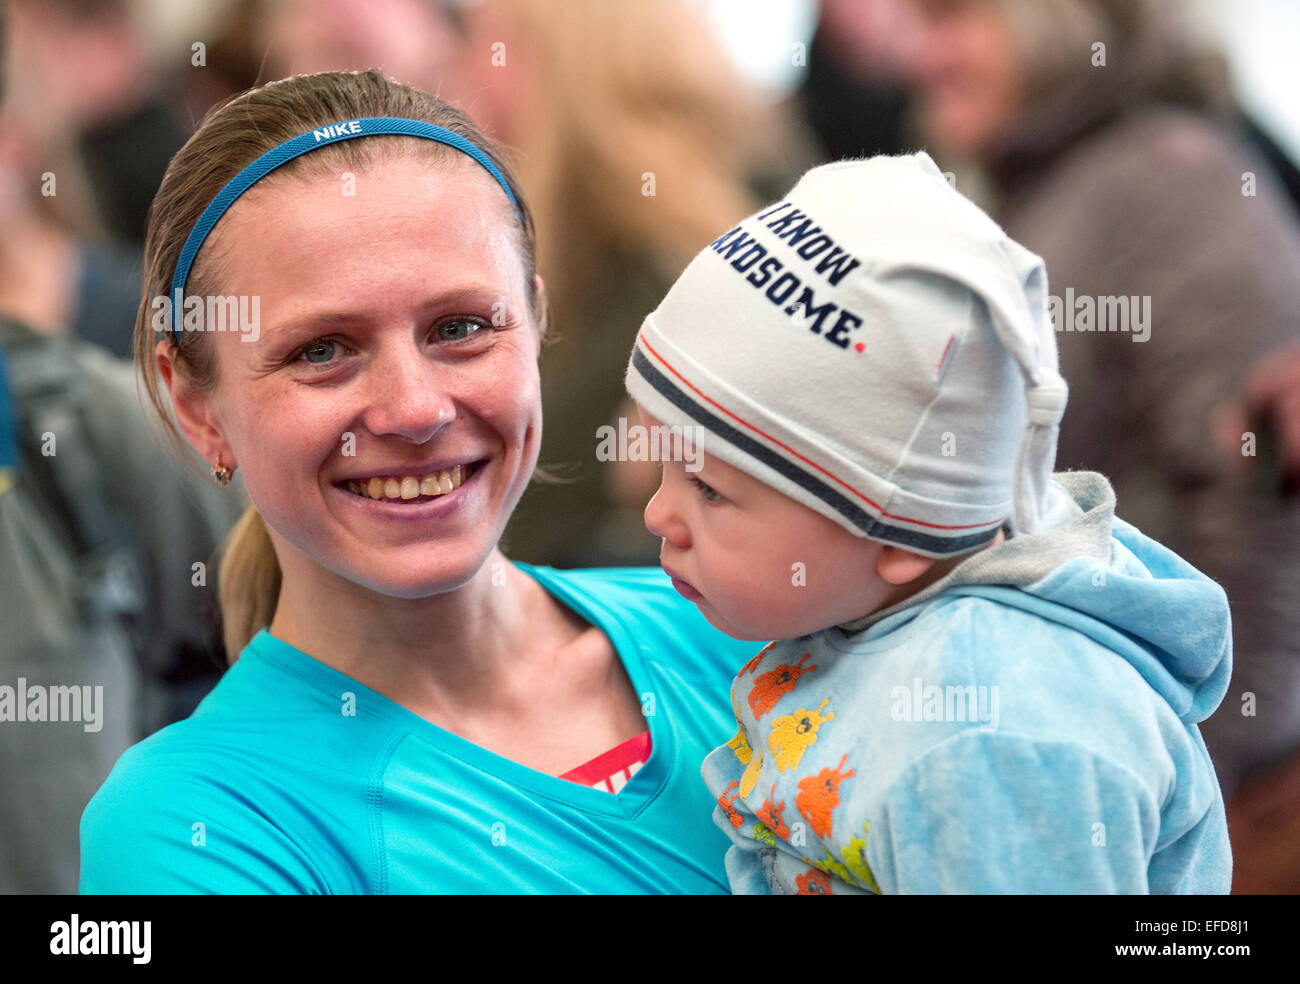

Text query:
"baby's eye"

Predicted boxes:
[[435, 318, 487, 343], [689, 476, 721, 502]]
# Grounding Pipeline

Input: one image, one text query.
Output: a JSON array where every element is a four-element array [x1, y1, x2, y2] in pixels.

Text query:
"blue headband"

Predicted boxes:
[[169, 116, 522, 342]]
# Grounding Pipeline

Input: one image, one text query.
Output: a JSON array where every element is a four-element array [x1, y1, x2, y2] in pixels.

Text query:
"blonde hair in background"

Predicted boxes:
[[132, 70, 542, 660], [479, 0, 774, 317]]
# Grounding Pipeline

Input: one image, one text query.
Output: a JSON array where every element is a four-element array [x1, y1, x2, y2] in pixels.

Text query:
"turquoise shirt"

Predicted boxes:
[[79, 564, 758, 894]]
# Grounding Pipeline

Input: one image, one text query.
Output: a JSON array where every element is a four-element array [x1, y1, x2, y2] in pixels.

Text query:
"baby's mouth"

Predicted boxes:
[[340, 461, 479, 503]]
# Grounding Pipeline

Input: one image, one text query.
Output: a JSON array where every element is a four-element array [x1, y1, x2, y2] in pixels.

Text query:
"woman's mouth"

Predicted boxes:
[[338, 460, 482, 504]]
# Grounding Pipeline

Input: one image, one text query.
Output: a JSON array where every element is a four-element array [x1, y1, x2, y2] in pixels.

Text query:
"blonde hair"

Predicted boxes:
[[133, 70, 541, 660], [477, 0, 771, 315]]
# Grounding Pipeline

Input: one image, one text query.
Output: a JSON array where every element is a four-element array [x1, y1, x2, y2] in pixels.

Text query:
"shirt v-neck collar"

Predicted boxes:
[[242, 561, 672, 820]]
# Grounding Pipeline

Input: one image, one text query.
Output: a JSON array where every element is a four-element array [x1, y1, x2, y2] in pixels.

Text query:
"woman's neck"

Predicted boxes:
[[266, 546, 578, 719]]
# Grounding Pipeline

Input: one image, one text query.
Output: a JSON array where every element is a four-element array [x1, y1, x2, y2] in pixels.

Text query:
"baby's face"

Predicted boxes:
[[638, 408, 901, 641]]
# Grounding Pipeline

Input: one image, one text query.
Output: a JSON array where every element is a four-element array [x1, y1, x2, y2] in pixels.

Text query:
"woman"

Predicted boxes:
[[78, 69, 756, 893]]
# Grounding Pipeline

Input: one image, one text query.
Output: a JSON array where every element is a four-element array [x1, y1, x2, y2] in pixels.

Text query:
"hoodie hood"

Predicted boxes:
[[840, 470, 1232, 725]]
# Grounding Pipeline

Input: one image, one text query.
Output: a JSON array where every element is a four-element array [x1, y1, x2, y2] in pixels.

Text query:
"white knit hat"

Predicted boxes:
[[625, 152, 1068, 557]]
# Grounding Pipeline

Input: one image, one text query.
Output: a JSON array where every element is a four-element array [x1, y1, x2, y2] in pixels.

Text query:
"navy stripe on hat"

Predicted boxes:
[[629, 343, 1002, 555]]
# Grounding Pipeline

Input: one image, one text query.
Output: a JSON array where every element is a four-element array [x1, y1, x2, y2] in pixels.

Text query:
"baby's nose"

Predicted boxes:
[[644, 485, 689, 548]]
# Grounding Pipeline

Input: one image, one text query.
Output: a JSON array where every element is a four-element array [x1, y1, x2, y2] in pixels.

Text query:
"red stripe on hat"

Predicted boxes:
[[637, 332, 1007, 533]]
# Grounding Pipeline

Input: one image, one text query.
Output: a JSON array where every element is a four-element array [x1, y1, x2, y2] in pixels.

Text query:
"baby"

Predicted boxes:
[[623, 153, 1232, 894]]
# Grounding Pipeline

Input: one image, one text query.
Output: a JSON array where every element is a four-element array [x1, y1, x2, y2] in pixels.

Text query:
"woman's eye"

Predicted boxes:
[[301, 340, 338, 364], [690, 476, 721, 502], [435, 318, 486, 343]]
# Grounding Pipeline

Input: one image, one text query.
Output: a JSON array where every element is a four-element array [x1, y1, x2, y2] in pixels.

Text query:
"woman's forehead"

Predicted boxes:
[[228, 152, 515, 238], [201, 155, 525, 297]]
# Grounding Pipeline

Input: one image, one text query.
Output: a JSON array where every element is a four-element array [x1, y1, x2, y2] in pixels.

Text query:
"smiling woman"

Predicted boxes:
[[78, 70, 759, 894]]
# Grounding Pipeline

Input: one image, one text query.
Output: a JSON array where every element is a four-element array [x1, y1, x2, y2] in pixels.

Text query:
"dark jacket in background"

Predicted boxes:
[[984, 37, 1300, 799], [0, 318, 241, 892]]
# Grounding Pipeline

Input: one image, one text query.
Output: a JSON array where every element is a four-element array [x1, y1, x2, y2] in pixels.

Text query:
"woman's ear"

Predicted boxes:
[[876, 544, 939, 585], [531, 272, 548, 355], [156, 340, 235, 470]]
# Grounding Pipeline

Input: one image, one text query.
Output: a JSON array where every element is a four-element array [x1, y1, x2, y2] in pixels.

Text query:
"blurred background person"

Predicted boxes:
[[795, 0, 914, 161], [0, 0, 268, 359], [871, 0, 1300, 892], [0, 0, 241, 892], [6, 0, 190, 247], [0, 0, 166, 358]]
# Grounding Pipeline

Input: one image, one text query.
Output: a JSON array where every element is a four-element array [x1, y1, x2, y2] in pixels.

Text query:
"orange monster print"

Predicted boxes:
[[717, 780, 744, 829], [796, 754, 855, 839], [756, 783, 790, 842], [739, 642, 777, 676], [748, 653, 817, 718], [796, 867, 833, 895]]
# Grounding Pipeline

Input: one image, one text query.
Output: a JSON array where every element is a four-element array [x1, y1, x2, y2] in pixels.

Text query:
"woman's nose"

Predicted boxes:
[[360, 344, 457, 443]]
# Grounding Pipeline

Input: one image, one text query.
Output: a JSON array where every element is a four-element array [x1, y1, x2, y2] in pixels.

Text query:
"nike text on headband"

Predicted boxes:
[[167, 116, 522, 343]]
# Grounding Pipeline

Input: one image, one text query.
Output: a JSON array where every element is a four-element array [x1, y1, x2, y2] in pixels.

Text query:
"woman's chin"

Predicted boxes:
[[329, 549, 495, 601]]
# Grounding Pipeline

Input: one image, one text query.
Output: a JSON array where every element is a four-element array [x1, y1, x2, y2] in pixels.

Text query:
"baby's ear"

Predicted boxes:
[[876, 545, 939, 585]]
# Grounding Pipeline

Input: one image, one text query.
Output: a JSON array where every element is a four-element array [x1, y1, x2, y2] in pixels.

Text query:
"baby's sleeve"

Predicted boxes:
[[870, 729, 1161, 894]]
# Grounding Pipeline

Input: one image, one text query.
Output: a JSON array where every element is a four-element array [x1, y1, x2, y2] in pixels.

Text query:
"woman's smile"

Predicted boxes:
[[329, 456, 489, 523], [335, 457, 485, 502]]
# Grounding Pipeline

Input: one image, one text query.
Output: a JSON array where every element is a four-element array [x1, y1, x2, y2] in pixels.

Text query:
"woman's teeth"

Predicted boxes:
[[346, 464, 469, 501]]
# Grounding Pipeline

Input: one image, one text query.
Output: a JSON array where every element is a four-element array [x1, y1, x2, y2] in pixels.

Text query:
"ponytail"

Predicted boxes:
[[218, 504, 282, 660]]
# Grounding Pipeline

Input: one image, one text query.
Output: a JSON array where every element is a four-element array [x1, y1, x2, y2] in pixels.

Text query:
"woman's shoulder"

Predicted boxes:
[[523, 562, 679, 597], [78, 711, 372, 894], [517, 561, 715, 632], [79, 741, 335, 894], [517, 562, 763, 678], [78, 650, 391, 894], [516, 561, 685, 612]]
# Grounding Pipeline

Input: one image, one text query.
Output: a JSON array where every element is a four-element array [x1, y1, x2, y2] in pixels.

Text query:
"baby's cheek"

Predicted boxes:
[[726, 552, 808, 637]]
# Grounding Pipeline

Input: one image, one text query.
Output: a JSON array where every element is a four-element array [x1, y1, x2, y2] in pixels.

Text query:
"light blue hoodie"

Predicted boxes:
[[701, 471, 1232, 894]]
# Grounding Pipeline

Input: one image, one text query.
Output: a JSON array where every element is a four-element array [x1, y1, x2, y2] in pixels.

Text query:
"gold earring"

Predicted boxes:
[[211, 458, 233, 486]]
